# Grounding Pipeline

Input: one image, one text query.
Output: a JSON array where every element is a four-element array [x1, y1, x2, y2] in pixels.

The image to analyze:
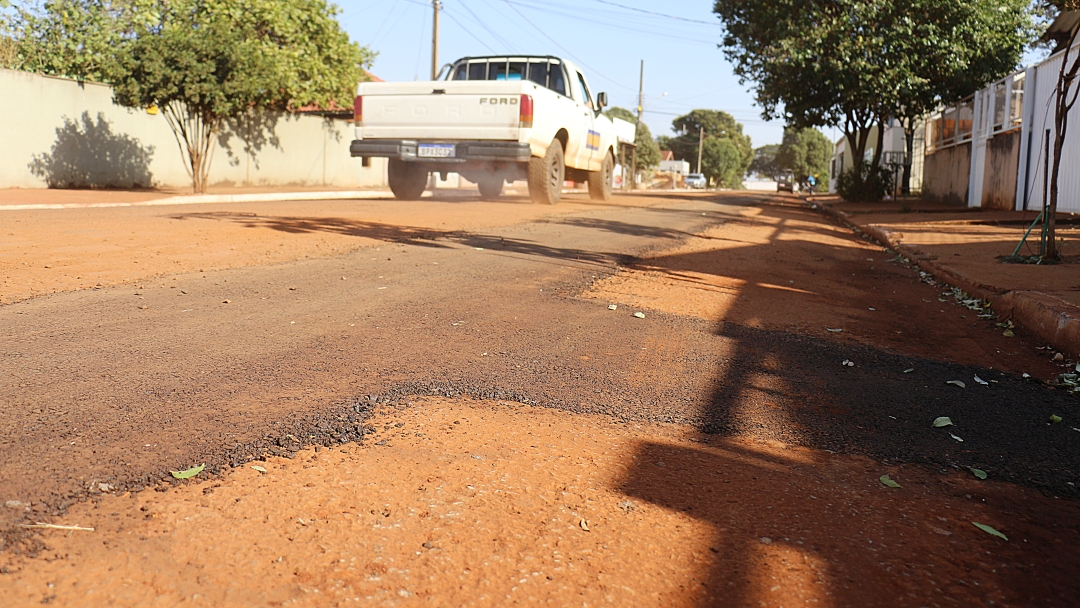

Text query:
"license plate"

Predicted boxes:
[[418, 143, 455, 158]]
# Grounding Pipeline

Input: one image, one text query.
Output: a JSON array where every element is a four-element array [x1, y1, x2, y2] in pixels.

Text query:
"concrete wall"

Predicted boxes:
[[981, 129, 1021, 210], [922, 142, 971, 205], [0, 68, 386, 190]]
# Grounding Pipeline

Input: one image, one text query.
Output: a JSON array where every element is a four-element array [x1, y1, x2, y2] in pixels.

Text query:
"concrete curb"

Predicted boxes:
[[0, 190, 395, 211], [811, 201, 1080, 357]]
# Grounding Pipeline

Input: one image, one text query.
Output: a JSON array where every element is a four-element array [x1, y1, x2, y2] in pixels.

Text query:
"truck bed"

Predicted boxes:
[[357, 81, 536, 142]]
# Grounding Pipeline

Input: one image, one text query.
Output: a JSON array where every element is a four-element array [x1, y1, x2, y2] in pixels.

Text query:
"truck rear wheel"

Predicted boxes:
[[388, 159, 428, 200], [588, 152, 614, 201], [528, 141, 565, 205], [477, 177, 504, 199]]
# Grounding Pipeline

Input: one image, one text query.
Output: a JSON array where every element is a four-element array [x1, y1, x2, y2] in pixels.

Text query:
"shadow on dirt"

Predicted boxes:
[[168, 211, 626, 267], [613, 201, 1080, 606], [618, 435, 1080, 607]]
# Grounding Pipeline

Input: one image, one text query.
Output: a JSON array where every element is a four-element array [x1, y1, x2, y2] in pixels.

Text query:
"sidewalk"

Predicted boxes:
[[0, 185, 395, 210], [810, 195, 1080, 357]]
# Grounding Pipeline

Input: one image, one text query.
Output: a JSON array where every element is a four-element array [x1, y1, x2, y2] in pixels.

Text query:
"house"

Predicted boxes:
[[827, 120, 908, 194], [916, 8, 1079, 212]]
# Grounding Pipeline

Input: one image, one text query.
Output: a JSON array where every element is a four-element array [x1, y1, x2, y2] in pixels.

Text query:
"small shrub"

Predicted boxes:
[[837, 165, 893, 202]]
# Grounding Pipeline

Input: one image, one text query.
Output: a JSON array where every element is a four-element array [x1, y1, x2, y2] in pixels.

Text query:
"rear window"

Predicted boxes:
[[450, 58, 567, 97]]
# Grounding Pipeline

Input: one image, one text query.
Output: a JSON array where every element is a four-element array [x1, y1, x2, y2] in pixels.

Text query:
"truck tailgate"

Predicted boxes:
[[357, 81, 535, 141]]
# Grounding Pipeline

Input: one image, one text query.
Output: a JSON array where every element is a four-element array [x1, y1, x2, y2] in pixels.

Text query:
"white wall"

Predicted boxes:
[[1015, 41, 1080, 213], [0, 68, 386, 190]]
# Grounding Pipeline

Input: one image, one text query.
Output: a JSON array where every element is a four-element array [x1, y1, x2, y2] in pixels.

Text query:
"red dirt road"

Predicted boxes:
[[1, 190, 1078, 606]]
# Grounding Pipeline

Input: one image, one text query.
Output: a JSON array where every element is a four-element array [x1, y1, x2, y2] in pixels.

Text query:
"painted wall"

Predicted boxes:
[[981, 129, 1021, 210], [0, 68, 386, 190], [922, 142, 971, 205]]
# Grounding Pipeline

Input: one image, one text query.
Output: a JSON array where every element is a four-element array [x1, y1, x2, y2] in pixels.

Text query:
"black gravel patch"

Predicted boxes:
[[700, 322, 1080, 498]]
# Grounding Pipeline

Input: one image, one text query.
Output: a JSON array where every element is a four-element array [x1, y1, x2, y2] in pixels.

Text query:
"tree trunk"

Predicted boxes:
[[1047, 26, 1079, 262], [902, 118, 914, 196], [162, 103, 219, 194], [841, 111, 876, 200]]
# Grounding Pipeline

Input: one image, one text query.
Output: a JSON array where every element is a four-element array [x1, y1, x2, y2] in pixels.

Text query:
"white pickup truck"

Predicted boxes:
[[350, 55, 618, 204]]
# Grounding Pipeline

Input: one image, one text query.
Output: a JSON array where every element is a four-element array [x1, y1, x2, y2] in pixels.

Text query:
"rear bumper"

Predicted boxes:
[[350, 140, 531, 163]]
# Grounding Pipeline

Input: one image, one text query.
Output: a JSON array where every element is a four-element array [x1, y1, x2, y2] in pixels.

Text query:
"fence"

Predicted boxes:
[[1016, 43, 1080, 213], [919, 38, 1079, 212], [0, 68, 386, 191]]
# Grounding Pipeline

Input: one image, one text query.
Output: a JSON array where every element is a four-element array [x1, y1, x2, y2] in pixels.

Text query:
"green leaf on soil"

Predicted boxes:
[[252, 465, 267, 473], [826, 328, 843, 333], [170, 464, 205, 479], [947, 380, 966, 388], [972, 522, 1007, 540], [1050, 414, 1063, 424], [971, 469, 988, 480], [1003, 329, 1015, 337], [879, 474, 901, 488], [903, 368, 915, 373], [932, 416, 954, 427]]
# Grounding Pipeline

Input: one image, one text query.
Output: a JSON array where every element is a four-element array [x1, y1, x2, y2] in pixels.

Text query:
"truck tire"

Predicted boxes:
[[528, 141, 565, 205], [388, 159, 428, 200], [587, 152, 614, 201], [477, 177, 504, 199]]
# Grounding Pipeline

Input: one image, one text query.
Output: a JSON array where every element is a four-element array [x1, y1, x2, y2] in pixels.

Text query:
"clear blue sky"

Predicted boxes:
[[335, 0, 787, 148]]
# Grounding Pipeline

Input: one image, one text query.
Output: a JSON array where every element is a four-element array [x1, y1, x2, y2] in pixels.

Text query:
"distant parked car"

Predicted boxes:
[[777, 175, 794, 192], [685, 173, 707, 189]]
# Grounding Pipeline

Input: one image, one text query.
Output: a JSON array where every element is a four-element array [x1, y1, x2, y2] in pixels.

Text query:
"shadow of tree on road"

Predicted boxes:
[[612, 201, 1080, 606], [168, 211, 627, 268]]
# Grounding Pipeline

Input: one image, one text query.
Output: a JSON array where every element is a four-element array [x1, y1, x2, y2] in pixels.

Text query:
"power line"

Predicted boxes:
[[505, 0, 718, 45], [457, 1, 519, 51], [587, 0, 718, 25], [496, 0, 635, 92], [413, 2, 429, 80], [441, 7, 497, 54]]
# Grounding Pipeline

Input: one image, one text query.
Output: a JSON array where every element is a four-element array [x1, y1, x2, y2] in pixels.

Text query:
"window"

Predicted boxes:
[[449, 58, 568, 96], [1009, 74, 1025, 128], [576, 72, 593, 109], [548, 64, 567, 96], [993, 81, 1006, 130], [527, 61, 549, 87]]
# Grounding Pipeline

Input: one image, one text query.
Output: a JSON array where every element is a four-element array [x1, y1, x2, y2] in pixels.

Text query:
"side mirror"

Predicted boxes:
[[596, 91, 608, 110]]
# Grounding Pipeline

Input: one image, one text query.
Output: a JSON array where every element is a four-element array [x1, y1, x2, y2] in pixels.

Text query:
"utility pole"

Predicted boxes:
[[431, 0, 442, 80], [696, 126, 704, 174], [631, 59, 643, 189]]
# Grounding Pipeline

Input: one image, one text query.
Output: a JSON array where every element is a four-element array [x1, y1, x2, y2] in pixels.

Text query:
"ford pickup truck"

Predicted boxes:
[[350, 55, 618, 204]]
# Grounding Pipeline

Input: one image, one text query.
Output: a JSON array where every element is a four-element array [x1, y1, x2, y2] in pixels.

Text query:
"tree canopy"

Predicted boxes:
[[712, 0, 1035, 200], [748, 144, 781, 179], [658, 109, 752, 186], [776, 127, 832, 184], [604, 106, 662, 171], [701, 137, 743, 188]]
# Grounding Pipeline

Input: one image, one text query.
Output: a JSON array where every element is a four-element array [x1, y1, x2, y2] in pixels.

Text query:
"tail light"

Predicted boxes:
[[519, 94, 533, 128], [353, 95, 363, 125]]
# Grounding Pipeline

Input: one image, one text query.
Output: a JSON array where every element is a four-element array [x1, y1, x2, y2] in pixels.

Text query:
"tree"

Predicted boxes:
[[109, 0, 375, 193], [1045, 6, 1079, 261], [664, 109, 753, 175], [748, 144, 781, 179], [604, 106, 661, 171], [776, 127, 832, 186], [2, 0, 159, 81], [701, 137, 743, 188], [712, 0, 1034, 201]]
